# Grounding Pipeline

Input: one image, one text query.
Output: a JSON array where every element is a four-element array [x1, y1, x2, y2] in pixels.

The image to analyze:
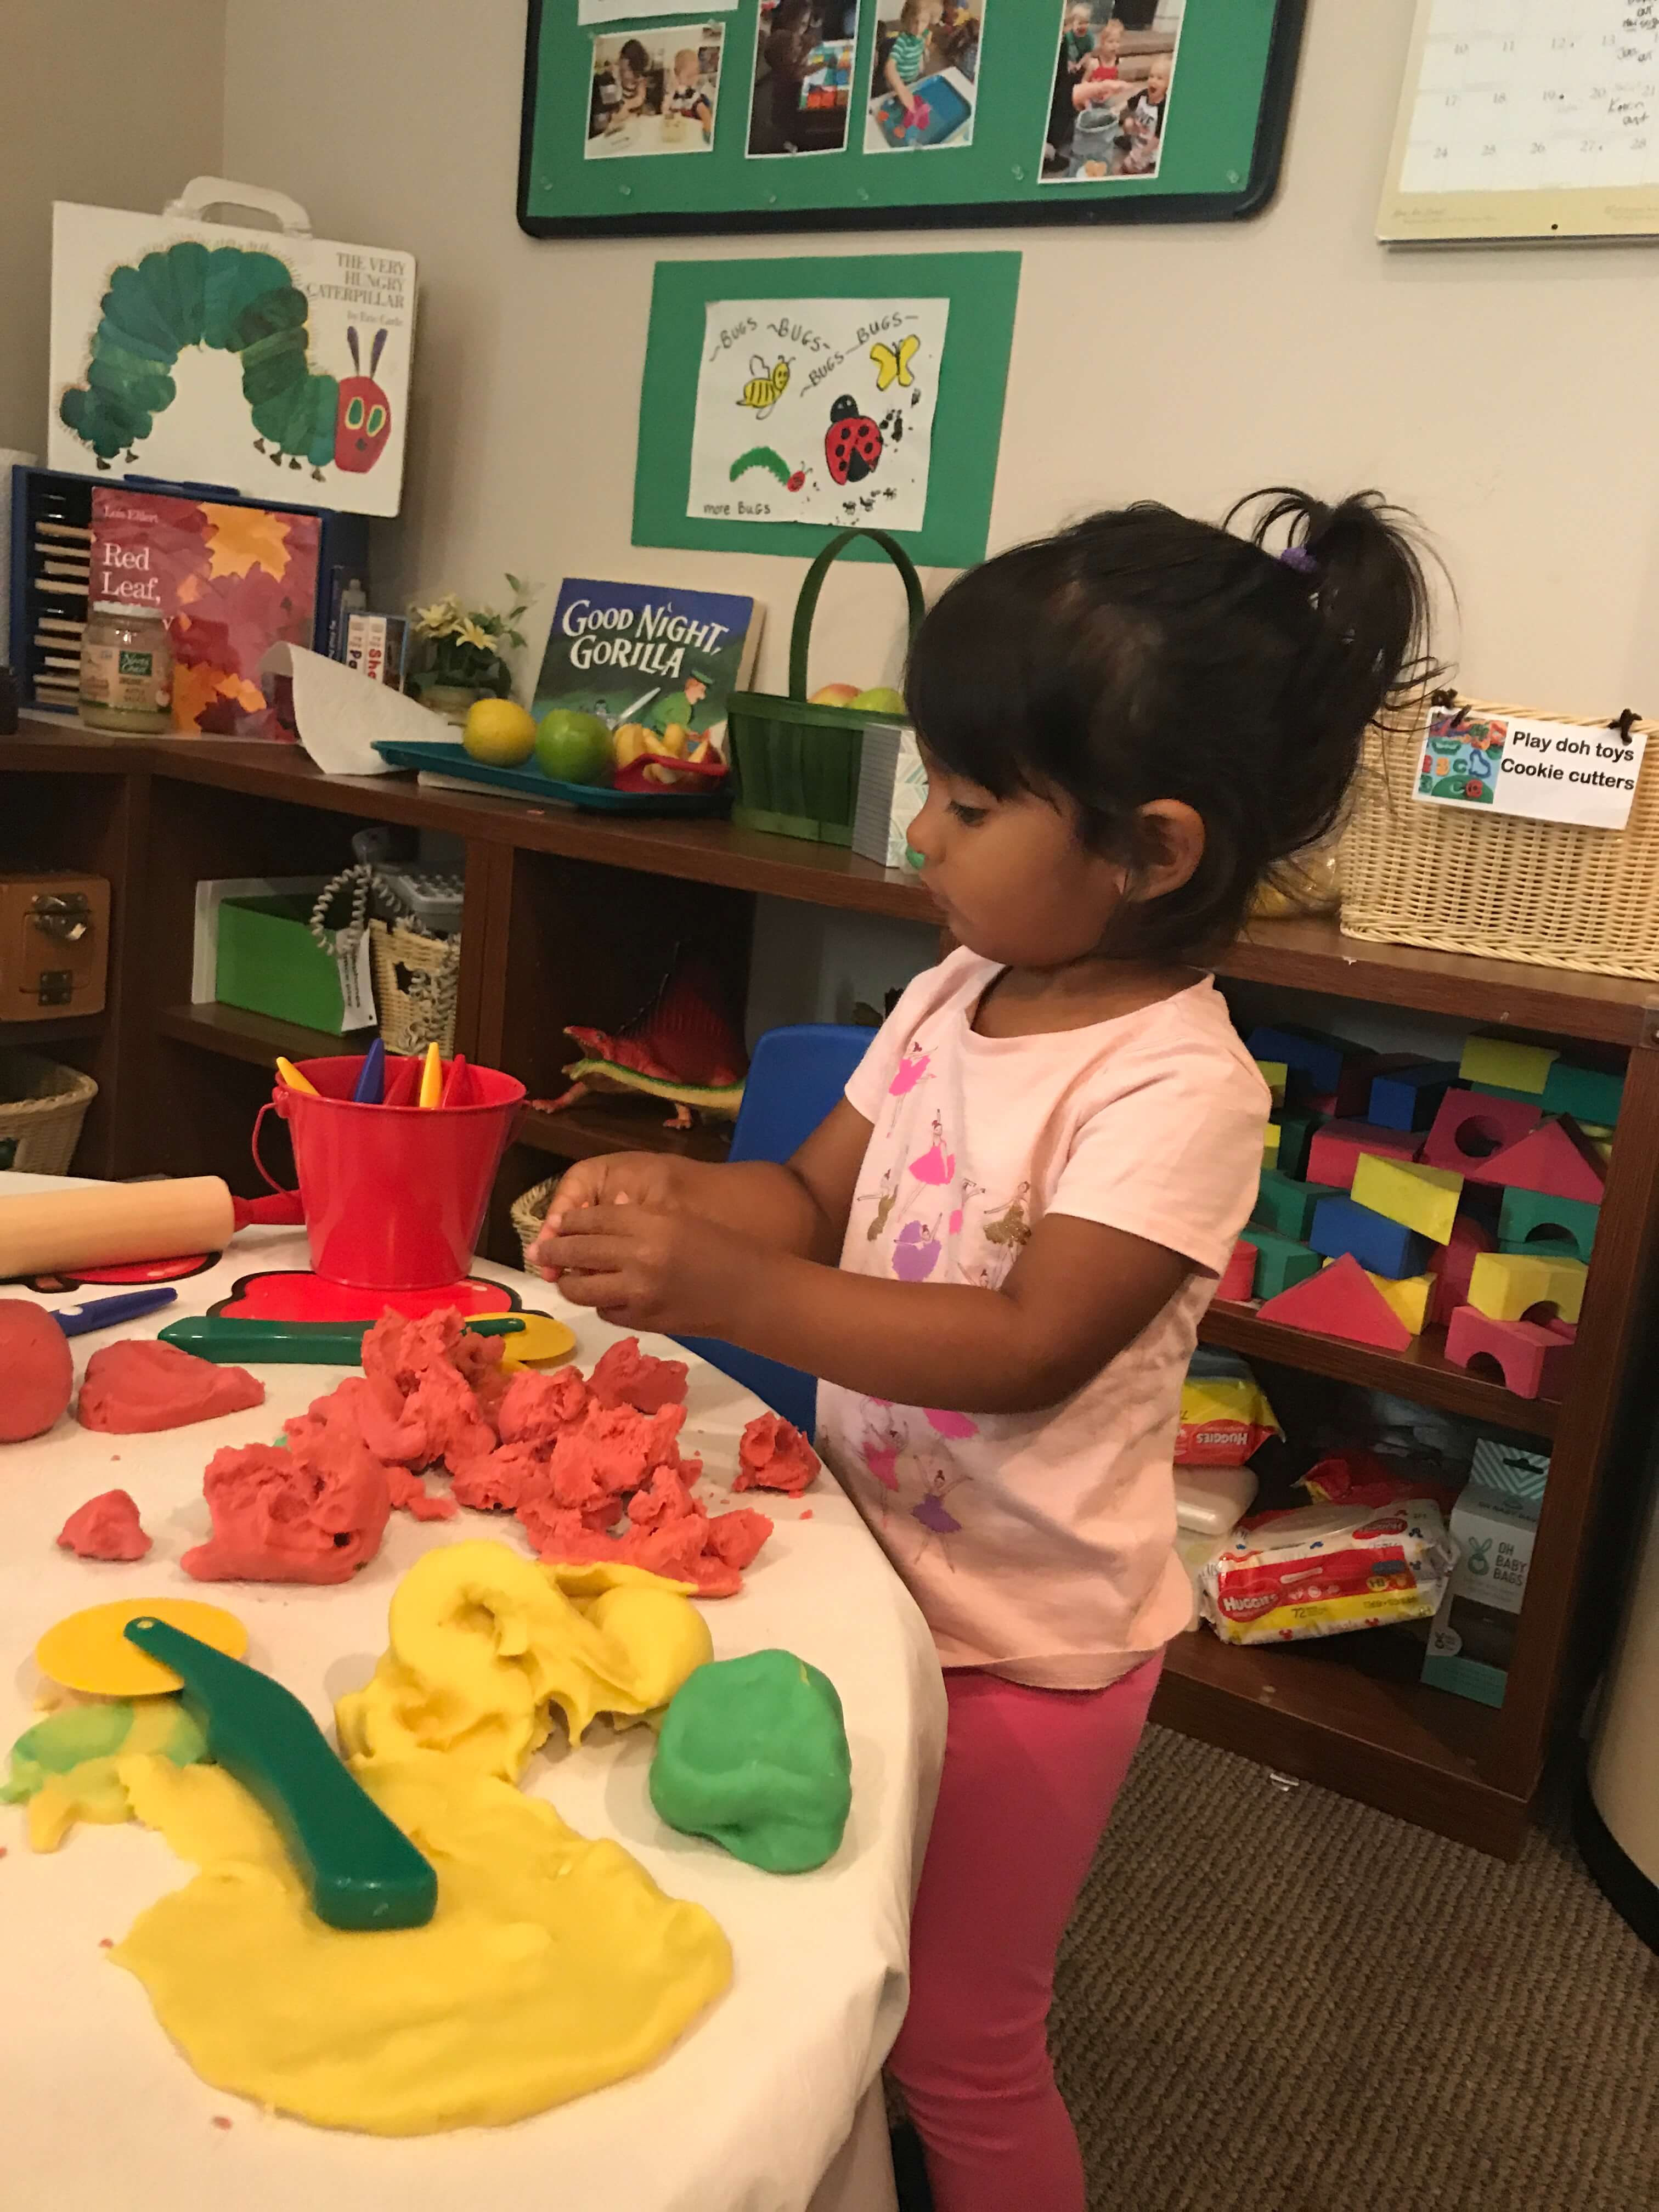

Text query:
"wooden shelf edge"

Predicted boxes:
[[1201, 1300, 1559, 1437], [155, 1002, 361, 1069], [0, 1011, 108, 1047], [515, 1101, 732, 1165]]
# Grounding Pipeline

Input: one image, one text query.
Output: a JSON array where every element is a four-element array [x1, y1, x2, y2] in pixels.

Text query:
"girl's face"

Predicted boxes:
[[907, 747, 1203, 968], [1098, 20, 1123, 54]]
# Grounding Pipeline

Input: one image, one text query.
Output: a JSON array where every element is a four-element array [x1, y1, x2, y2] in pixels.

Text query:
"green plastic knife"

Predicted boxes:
[[158, 1313, 525, 1364], [122, 1617, 437, 1933]]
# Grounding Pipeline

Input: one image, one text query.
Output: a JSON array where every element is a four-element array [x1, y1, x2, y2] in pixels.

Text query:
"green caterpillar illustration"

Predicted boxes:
[[58, 240, 392, 480], [729, 445, 805, 492]]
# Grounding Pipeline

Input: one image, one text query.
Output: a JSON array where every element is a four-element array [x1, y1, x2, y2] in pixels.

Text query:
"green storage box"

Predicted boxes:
[[216, 895, 351, 1033], [728, 527, 924, 846]]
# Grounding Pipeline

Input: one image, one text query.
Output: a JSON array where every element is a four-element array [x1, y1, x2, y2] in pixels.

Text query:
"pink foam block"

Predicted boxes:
[[1477, 1116, 1607, 1204], [1305, 1120, 1425, 1191], [1429, 1213, 1496, 1329], [1443, 1305, 1573, 1400], [1217, 1239, 1257, 1302], [1254, 1252, 1413, 1351], [1421, 1088, 1541, 1176]]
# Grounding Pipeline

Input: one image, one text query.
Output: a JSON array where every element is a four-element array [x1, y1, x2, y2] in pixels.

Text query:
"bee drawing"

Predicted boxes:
[[737, 356, 791, 420]]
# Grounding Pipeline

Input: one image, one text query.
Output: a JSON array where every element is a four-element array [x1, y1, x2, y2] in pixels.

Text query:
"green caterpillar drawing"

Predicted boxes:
[[58, 240, 392, 480]]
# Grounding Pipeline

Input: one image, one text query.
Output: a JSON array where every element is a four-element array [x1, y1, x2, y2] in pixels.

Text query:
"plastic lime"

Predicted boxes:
[[535, 708, 614, 786]]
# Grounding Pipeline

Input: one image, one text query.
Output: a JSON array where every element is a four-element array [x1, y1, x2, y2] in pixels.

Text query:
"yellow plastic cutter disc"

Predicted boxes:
[[36, 1598, 249, 1698], [496, 1313, 576, 1370]]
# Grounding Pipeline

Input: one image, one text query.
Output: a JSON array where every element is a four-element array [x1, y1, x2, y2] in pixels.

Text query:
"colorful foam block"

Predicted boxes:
[[1459, 1036, 1558, 1096], [1541, 1062, 1623, 1126], [1368, 1060, 1459, 1133], [1256, 1252, 1412, 1351], [1350, 1154, 1463, 1245], [1579, 1122, 1615, 1164], [1477, 1116, 1606, 1204], [1498, 1187, 1599, 1265], [1216, 1239, 1257, 1302], [1262, 1124, 1280, 1171], [1444, 1306, 1573, 1401], [1500, 1234, 1579, 1262], [1245, 1023, 1352, 1099], [1466, 1250, 1586, 1325], [1341, 1264, 1434, 1336], [1310, 1194, 1432, 1279], [1238, 1226, 1322, 1299], [1305, 1119, 1424, 1190], [1254, 1059, 1289, 1107], [1421, 1088, 1541, 1176], [1251, 1169, 1344, 1242], [1430, 1214, 1496, 1329], [1274, 1109, 1327, 1182]]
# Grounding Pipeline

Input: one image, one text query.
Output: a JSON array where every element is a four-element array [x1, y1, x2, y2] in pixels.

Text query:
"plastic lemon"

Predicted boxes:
[[462, 698, 537, 766], [535, 709, 614, 787]]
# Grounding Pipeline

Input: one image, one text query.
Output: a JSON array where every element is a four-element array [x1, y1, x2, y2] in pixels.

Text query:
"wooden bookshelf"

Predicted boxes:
[[7, 719, 1657, 1859]]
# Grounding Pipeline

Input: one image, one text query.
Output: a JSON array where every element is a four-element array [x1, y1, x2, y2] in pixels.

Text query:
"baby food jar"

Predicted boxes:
[[80, 602, 174, 733]]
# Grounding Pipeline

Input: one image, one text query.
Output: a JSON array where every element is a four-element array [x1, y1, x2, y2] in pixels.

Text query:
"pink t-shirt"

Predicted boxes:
[[817, 949, 1267, 1689]]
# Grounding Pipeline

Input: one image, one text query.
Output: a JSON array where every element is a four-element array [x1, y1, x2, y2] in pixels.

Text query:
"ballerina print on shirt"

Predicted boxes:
[[909, 1111, 956, 1190], [884, 1040, 931, 1138], [858, 1163, 901, 1243], [979, 1180, 1033, 1289], [908, 1456, 972, 1567], [856, 1400, 906, 1517]]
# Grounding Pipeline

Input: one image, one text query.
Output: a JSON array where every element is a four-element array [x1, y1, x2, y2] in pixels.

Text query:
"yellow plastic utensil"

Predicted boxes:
[[36, 1598, 249, 1699]]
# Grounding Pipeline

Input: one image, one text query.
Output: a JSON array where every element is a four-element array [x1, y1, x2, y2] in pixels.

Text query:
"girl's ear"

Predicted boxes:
[[1127, 800, 1205, 904]]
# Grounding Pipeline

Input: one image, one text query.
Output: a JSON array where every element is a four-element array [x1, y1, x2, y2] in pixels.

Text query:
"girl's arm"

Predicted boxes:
[[536, 1203, 1193, 1416], [528, 1097, 872, 1273]]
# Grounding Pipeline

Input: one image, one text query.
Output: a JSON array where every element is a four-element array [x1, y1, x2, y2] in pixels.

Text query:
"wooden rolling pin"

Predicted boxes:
[[0, 1176, 235, 1278]]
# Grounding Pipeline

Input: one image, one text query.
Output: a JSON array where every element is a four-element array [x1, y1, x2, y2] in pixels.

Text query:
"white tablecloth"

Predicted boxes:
[[0, 1216, 946, 2212]]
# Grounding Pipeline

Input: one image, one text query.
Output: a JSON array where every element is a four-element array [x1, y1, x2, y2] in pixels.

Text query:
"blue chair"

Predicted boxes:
[[675, 1023, 871, 1432]]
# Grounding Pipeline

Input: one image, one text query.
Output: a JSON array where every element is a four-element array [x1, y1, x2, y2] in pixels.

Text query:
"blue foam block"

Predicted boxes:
[[1368, 1060, 1460, 1133], [1245, 1023, 1350, 1097], [1309, 1194, 1431, 1279]]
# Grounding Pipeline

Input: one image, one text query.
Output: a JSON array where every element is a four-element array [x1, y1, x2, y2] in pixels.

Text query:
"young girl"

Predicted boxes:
[[1073, 12, 1124, 108], [531, 488, 1434, 2212]]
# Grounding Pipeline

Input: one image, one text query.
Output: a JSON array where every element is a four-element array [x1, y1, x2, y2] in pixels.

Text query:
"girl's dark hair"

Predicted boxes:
[[905, 489, 1441, 957], [619, 36, 650, 69]]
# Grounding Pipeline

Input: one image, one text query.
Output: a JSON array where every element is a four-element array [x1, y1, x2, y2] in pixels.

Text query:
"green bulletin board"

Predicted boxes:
[[521, 1, 1305, 239], [632, 252, 1020, 566]]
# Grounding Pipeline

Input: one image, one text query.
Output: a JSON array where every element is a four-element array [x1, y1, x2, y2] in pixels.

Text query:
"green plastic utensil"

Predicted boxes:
[[122, 1617, 437, 1933], [158, 1313, 524, 1364]]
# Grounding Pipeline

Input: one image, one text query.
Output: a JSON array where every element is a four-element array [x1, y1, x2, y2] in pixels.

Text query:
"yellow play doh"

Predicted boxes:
[[103, 1541, 729, 2134]]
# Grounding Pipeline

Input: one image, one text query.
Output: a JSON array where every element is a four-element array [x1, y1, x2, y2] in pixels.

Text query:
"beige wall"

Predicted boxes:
[[221, 0, 1659, 712], [0, 0, 226, 455]]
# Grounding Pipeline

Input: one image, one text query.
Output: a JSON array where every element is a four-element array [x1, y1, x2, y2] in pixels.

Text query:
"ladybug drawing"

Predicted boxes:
[[825, 394, 883, 486]]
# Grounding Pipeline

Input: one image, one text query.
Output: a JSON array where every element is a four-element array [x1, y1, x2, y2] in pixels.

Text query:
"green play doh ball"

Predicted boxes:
[[648, 1649, 852, 1874], [534, 708, 614, 786]]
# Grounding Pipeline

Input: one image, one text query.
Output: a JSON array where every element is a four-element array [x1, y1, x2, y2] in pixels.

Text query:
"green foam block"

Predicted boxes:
[[1239, 1226, 1322, 1299], [650, 1649, 851, 1875], [1252, 1169, 1344, 1242]]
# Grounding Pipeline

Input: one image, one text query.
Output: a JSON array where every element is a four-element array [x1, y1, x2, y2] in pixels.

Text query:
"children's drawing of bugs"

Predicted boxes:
[[737, 355, 791, 420], [57, 241, 393, 480]]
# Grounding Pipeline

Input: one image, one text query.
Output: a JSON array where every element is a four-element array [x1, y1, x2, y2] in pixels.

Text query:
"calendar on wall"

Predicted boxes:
[[1379, 0, 1659, 241]]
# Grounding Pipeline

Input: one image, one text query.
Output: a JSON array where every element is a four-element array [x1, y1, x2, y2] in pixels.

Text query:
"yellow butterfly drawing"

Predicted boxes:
[[871, 333, 921, 392]]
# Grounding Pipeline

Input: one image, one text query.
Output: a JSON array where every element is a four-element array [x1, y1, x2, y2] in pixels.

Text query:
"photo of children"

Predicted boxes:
[[586, 24, 724, 158], [864, 1, 986, 154], [1041, 1, 1182, 183], [747, 0, 864, 157]]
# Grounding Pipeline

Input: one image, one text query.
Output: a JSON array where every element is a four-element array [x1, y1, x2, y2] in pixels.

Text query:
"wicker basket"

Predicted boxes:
[[727, 527, 924, 845], [0, 1052, 98, 1173], [511, 1176, 557, 1267], [368, 920, 460, 1055], [1339, 696, 1659, 979]]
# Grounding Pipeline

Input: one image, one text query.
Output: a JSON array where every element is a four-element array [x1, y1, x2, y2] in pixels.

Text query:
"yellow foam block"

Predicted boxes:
[[1459, 1035, 1558, 1096], [1255, 1059, 1288, 1107], [1581, 1122, 1615, 1162], [1467, 1250, 1585, 1325], [1350, 1153, 1464, 1245], [1262, 1122, 1281, 1170], [1324, 1260, 1433, 1335]]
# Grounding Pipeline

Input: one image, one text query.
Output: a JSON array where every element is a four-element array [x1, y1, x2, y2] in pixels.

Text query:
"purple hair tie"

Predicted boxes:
[[1279, 545, 1319, 575]]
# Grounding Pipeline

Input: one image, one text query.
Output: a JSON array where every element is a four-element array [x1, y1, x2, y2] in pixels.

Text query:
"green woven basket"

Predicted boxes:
[[727, 528, 924, 845]]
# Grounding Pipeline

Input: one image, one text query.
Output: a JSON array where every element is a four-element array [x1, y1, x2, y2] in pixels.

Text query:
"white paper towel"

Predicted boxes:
[[260, 641, 452, 776], [0, 449, 40, 665]]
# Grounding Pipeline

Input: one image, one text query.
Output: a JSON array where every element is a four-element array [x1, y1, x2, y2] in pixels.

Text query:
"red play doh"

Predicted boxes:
[[734, 1413, 819, 1498], [57, 1488, 151, 1561], [182, 1429, 391, 1584], [77, 1339, 264, 1435], [587, 1337, 690, 1415], [0, 1300, 75, 1443]]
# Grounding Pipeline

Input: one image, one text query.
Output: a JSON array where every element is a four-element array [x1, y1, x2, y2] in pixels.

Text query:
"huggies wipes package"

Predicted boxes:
[[1177, 1349, 1280, 1466], [1198, 1500, 1456, 1646]]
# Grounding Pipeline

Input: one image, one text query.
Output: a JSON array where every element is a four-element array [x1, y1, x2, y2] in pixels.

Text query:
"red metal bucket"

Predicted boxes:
[[268, 1055, 524, 1289]]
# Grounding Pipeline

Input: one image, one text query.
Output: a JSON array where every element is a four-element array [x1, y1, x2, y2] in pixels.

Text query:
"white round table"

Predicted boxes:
[[0, 1207, 946, 2212]]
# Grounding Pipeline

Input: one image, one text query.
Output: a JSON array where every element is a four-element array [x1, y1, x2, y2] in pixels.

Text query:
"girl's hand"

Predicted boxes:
[[534, 1203, 755, 1336], [527, 1153, 685, 1279]]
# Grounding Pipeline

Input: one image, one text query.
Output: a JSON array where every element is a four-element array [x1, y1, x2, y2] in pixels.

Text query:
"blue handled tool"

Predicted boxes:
[[52, 1287, 179, 1338], [352, 1038, 387, 1105]]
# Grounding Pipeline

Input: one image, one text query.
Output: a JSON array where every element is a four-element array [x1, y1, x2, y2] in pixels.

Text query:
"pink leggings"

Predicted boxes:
[[888, 1657, 1161, 2212]]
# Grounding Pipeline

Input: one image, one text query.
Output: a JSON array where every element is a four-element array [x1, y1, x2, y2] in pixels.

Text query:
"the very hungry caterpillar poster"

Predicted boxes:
[[687, 296, 947, 532], [532, 578, 763, 748]]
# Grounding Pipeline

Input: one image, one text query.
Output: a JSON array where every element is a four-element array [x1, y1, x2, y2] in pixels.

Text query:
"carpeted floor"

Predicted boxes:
[[1050, 1725, 1658, 2212]]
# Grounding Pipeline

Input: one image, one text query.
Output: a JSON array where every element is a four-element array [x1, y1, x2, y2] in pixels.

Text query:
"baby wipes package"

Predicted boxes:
[[1198, 1500, 1456, 1646], [1177, 1349, 1280, 1467]]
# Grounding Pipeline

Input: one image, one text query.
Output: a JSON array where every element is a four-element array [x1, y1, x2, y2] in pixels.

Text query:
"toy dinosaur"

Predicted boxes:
[[534, 956, 746, 1131]]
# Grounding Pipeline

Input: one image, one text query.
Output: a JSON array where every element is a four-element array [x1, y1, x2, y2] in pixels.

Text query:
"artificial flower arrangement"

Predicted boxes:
[[409, 575, 531, 704]]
